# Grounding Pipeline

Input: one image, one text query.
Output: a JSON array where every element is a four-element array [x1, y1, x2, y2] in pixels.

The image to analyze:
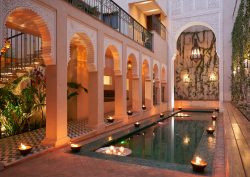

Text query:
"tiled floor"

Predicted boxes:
[[0, 120, 94, 166]]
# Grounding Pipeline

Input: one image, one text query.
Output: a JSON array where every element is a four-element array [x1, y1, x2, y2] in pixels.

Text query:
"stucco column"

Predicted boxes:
[[132, 77, 142, 112], [88, 29, 105, 128], [42, 10, 70, 147], [114, 42, 128, 121], [145, 79, 153, 108]]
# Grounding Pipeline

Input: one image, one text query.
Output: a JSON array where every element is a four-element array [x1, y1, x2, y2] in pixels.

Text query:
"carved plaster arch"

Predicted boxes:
[[127, 47, 139, 77], [105, 45, 121, 75], [68, 32, 95, 72], [67, 18, 97, 71], [0, 0, 56, 65], [104, 37, 122, 75], [161, 65, 167, 83], [142, 59, 150, 80], [153, 63, 159, 81]]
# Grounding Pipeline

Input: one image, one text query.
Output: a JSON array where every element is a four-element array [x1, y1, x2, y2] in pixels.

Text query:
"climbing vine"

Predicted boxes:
[[232, 0, 250, 119], [175, 29, 219, 100]]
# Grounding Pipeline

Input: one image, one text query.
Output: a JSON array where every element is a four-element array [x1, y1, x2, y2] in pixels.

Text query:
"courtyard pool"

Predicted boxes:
[[80, 111, 217, 175]]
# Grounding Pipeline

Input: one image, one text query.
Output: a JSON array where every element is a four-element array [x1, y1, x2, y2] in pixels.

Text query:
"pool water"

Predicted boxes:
[[112, 113, 209, 165]]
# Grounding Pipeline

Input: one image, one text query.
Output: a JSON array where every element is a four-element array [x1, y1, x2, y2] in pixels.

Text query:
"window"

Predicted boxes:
[[104, 76, 112, 85]]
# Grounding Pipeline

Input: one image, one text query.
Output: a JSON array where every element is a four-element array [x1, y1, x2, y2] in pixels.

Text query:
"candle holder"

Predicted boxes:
[[211, 115, 217, 121], [160, 113, 164, 118], [206, 126, 215, 135], [215, 108, 219, 112], [178, 107, 182, 110], [127, 110, 133, 116], [107, 116, 114, 123], [191, 156, 207, 172], [142, 105, 146, 110], [70, 143, 81, 153], [18, 143, 32, 156], [134, 122, 140, 128]]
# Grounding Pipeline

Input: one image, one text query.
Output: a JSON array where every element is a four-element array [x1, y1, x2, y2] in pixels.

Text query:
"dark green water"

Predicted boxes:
[[113, 115, 208, 165]]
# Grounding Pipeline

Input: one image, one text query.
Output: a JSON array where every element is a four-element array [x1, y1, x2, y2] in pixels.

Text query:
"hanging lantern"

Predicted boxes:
[[5, 39, 11, 49], [127, 60, 132, 70], [190, 39, 203, 62]]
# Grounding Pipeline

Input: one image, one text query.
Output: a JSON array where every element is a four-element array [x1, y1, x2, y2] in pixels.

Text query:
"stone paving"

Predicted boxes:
[[0, 120, 94, 166]]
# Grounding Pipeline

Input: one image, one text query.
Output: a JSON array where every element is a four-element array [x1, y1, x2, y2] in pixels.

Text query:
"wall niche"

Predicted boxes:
[[174, 26, 219, 101]]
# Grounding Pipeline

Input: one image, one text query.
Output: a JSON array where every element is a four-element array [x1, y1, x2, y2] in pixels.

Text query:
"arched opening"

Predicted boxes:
[[1, 8, 56, 140], [126, 53, 140, 113], [174, 25, 219, 109], [67, 33, 93, 126], [104, 45, 121, 119], [161, 67, 167, 103], [142, 59, 152, 109], [153, 64, 160, 105]]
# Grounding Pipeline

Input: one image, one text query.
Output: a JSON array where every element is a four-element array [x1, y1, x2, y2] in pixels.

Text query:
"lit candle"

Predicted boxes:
[[142, 105, 146, 110], [107, 116, 114, 123], [206, 126, 215, 134], [18, 143, 32, 156], [134, 122, 140, 128], [119, 146, 125, 153], [178, 106, 182, 110], [70, 143, 81, 153], [160, 113, 164, 117], [127, 110, 133, 115], [211, 115, 217, 121], [191, 156, 207, 172]]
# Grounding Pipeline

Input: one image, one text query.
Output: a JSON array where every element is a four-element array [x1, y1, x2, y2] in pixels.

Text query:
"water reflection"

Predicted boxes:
[[114, 118, 207, 165]]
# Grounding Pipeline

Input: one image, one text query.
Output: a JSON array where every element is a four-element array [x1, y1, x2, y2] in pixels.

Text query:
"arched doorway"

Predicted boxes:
[[126, 53, 140, 112], [3, 7, 69, 146], [174, 25, 219, 109], [104, 45, 125, 120], [142, 59, 152, 109]]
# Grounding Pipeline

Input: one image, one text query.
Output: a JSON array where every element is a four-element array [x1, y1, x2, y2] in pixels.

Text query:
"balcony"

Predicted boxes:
[[65, 0, 153, 51], [147, 15, 166, 39]]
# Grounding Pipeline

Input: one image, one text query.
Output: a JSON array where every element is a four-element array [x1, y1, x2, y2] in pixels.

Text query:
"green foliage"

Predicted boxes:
[[0, 67, 46, 136], [67, 82, 88, 100], [232, 0, 250, 119]]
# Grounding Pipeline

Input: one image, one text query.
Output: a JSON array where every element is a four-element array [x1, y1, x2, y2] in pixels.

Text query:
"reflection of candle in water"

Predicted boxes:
[[208, 127, 213, 130], [110, 146, 114, 151], [212, 120, 216, 126], [183, 137, 190, 144], [119, 146, 125, 153], [105, 149, 111, 154]]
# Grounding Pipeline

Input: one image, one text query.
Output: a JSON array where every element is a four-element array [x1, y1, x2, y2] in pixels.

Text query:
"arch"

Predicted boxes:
[[127, 53, 138, 78], [153, 63, 159, 80], [174, 22, 216, 45], [142, 59, 150, 80], [68, 32, 94, 71], [161, 66, 166, 82], [1, 1, 55, 65], [105, 45, 121, 75]]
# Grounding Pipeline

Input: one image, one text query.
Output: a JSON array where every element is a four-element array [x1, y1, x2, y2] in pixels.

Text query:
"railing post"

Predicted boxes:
[[100, 0, 103, 21]]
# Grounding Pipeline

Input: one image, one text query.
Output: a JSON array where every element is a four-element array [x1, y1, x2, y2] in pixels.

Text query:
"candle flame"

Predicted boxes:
[[195, 156, 202, 165], [20, 143, 27, 150], [71, 143, 79, 148]]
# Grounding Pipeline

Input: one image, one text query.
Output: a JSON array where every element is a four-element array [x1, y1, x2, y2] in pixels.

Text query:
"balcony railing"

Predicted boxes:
[[65, 0, 153, 51]]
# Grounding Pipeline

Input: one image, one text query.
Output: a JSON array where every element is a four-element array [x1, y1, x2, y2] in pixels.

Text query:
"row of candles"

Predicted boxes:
[[190, 110, 218, 173]]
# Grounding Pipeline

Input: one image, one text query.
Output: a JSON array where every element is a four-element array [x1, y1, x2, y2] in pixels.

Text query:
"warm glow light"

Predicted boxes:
[[209, 73, 217, 81], [108, 116, 113, 120], [119, 146, 125, 153], [137, 0, 152, 5], [183, 74, 190, 83], [145, 9, 159, 13], [233, 70, 236, 76], [20, 143, 27, 150], [71, 143, 80, 148], [5, 39, 11, 49], [183, 136, 190, 144], [104, 76, 112, 85], [195, 156, 202, 165]]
